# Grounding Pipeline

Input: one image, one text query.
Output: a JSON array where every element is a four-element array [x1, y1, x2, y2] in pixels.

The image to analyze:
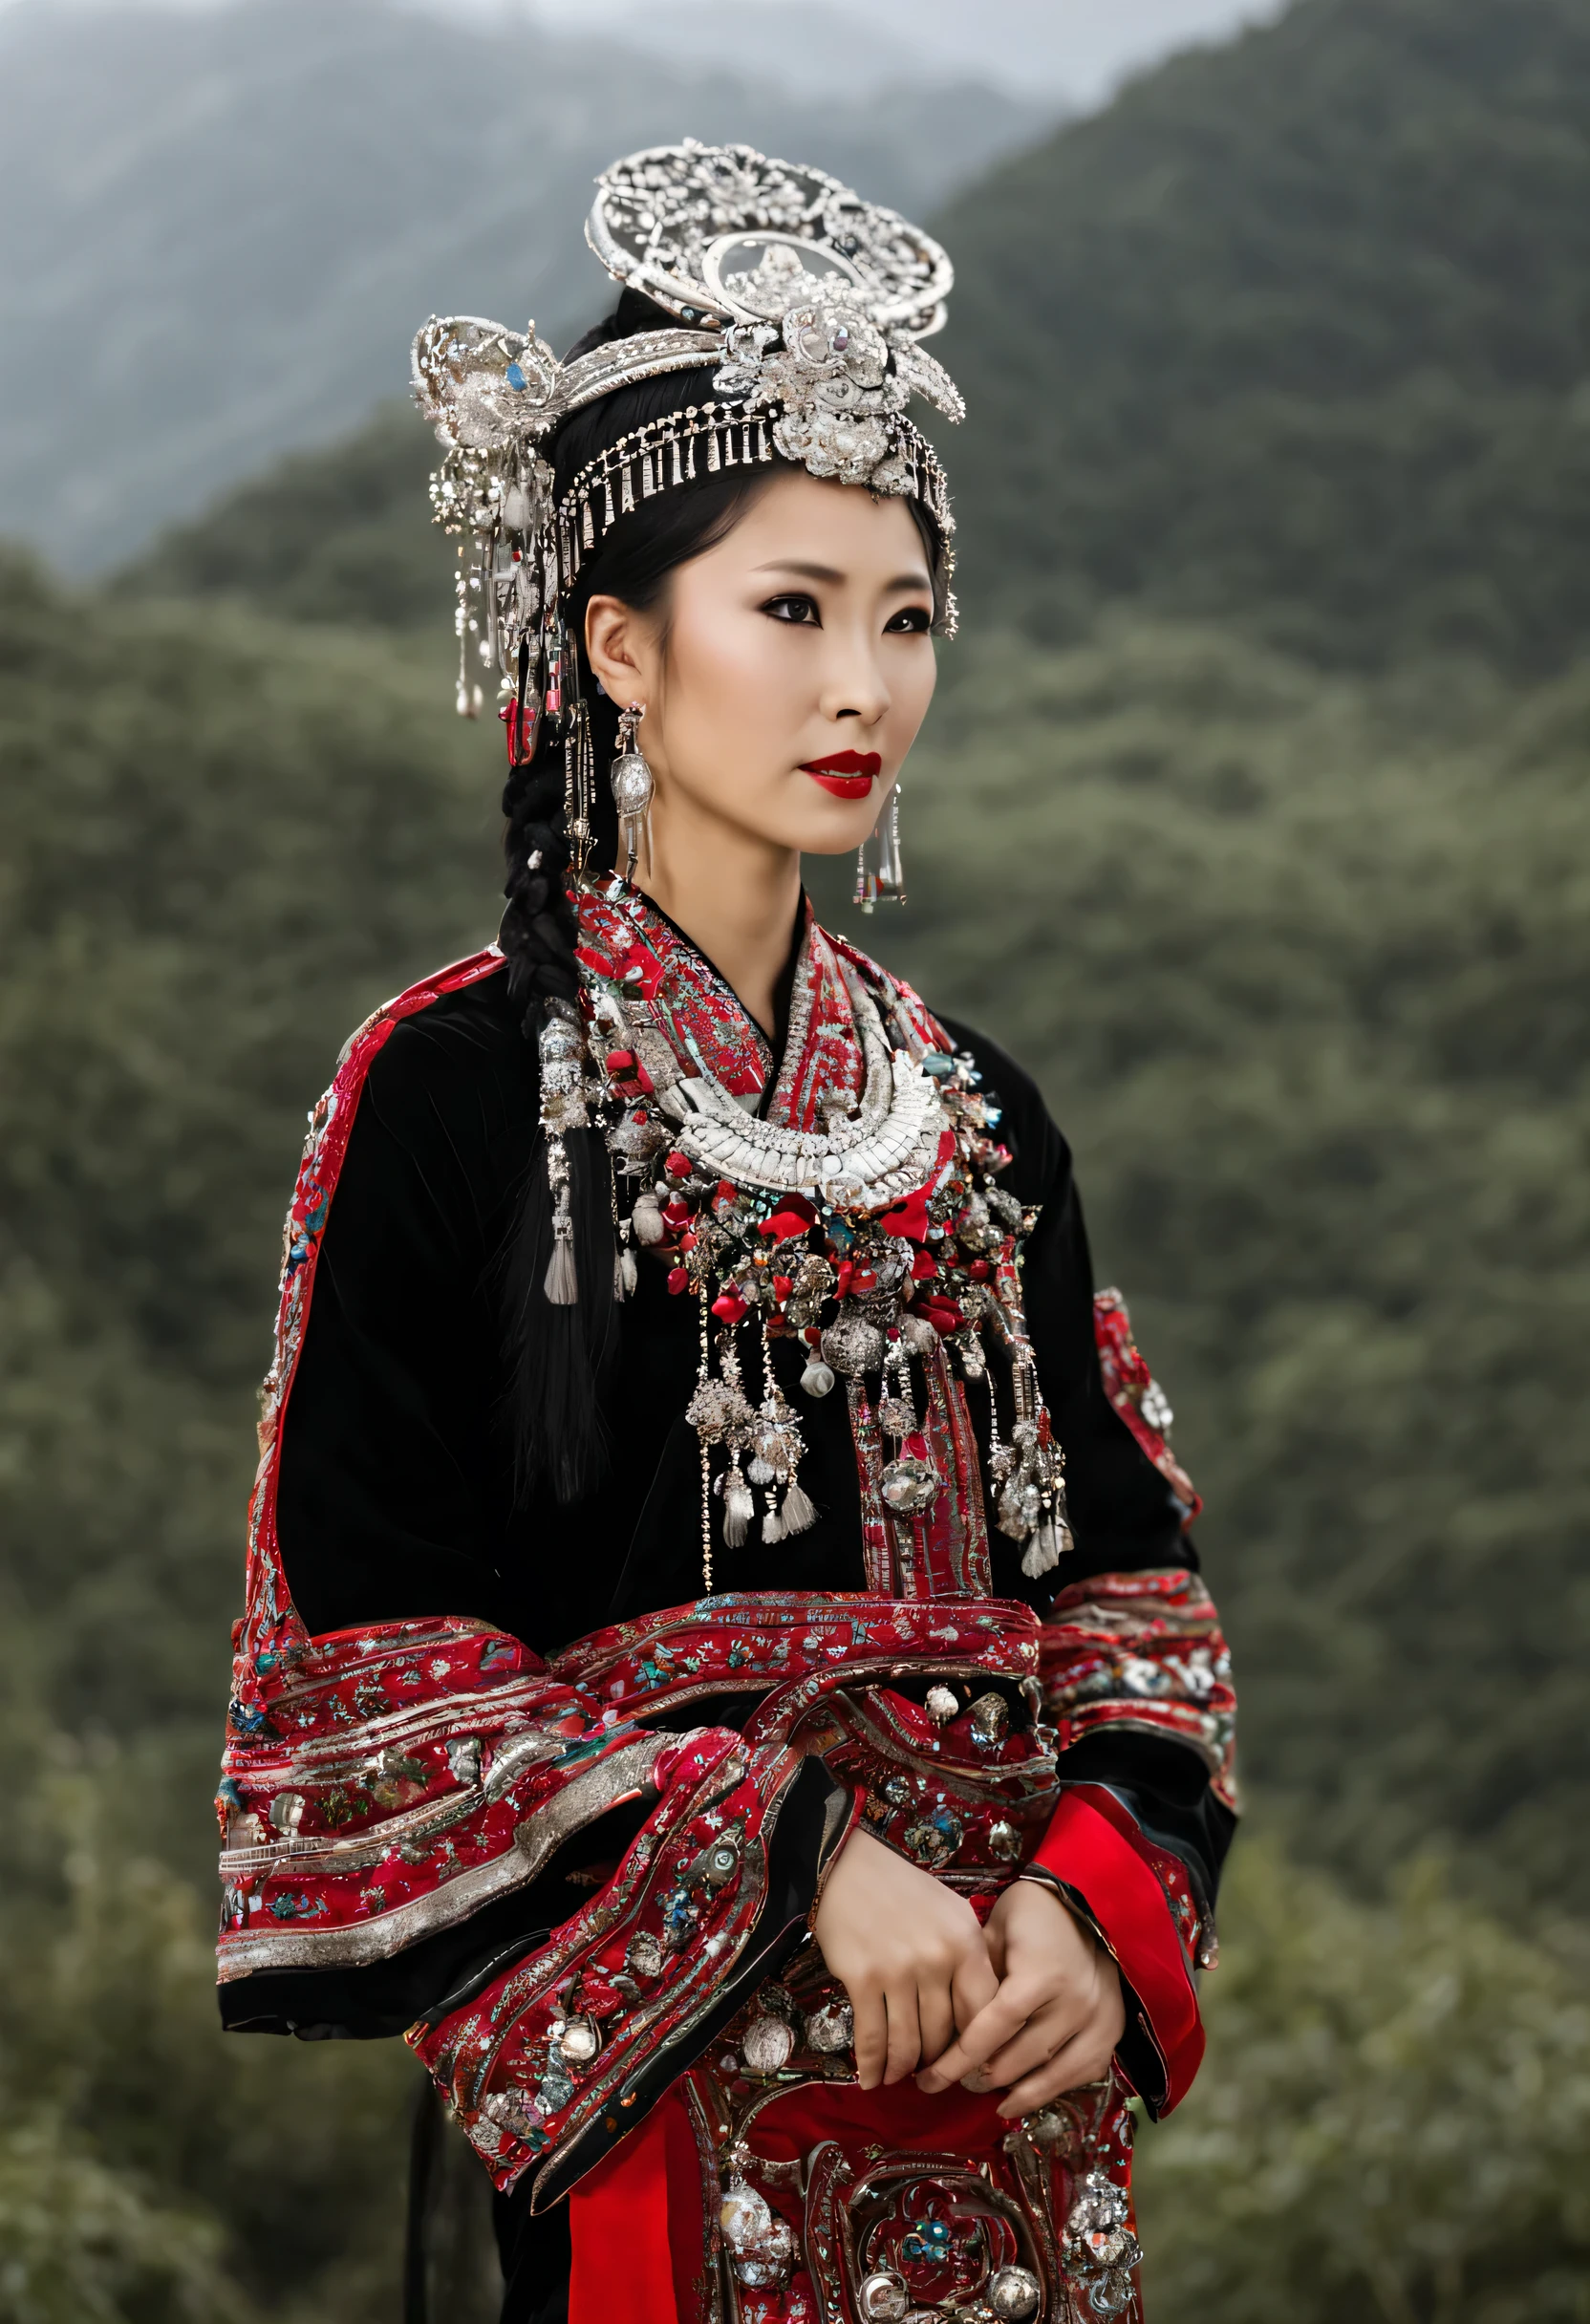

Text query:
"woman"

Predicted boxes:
[[215, 143, 1236, 2324]]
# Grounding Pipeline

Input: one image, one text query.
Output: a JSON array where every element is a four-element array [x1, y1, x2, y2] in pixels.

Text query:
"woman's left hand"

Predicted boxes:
[[913, 1879, 1126, 2118]]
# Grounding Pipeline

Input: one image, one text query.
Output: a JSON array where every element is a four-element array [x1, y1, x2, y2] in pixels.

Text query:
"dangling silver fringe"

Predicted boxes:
[[853, 783, 907, 914], [721, 1460, 754, 1548], [545, 1149, 578, 1305], [875, 781, 906, 903], [783, 1480, 818, 1532], [538, 999, 590, 1306]]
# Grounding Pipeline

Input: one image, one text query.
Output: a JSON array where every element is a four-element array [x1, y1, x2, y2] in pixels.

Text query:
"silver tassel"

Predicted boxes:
[[781, 1480, 818, 1536], [1021, 1519, 1060, 1580], [614, 1243, 638, 1301], [538, 1001, 589, 1307], [762, 1501, 786, 1545], [631, 1193, 665, 1245], [1021, 1497, 1074, 1579], [722, 1466, 753, 1548], [545, 1176, 578, 1305]]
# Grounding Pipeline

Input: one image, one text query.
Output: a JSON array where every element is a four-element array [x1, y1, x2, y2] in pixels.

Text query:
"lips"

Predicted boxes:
[[801, 749, 881, 799]]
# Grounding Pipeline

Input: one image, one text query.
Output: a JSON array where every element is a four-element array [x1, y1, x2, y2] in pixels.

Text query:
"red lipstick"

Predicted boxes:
[[801, 749, 881, 799]]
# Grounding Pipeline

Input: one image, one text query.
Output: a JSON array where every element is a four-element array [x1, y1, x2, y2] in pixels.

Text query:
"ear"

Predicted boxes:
[[585, 594, 654, 706]]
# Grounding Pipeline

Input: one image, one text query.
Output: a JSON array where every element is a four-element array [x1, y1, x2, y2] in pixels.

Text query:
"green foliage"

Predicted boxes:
[[124, 405, 445, 635], [0, 549, 494, 1753], [1135, 1836, 1590, 2322], [0, 2116, 239, 2324], [0, 1721, 414, 2322]]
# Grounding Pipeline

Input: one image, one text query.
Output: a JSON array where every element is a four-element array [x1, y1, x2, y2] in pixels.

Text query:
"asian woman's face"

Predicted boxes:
[[583, 467, 938, 862]]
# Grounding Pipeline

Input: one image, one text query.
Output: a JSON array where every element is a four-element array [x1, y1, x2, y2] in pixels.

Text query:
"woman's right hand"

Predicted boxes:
[[811, 1826, 999, 2089]]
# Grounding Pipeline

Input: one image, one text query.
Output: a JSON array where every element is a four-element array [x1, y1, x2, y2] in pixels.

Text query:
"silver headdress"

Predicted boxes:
[[411, 140, 963, 732]]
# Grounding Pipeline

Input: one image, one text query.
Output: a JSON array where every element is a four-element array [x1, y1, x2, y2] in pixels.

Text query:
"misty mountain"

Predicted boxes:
[[132, 0, 1590, 682], [0, 0, 1050, 568]]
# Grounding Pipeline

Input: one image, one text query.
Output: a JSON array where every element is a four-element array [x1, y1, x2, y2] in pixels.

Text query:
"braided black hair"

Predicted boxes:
[[500, 289, 953, 1504]]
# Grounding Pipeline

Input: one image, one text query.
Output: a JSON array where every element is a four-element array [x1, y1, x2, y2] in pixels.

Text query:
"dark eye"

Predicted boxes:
[[884, 605, 933, 635], [762, 593, 821, 626]]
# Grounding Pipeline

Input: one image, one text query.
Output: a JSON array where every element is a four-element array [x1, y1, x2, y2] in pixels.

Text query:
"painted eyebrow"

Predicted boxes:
[[752, 559, 933, 592]]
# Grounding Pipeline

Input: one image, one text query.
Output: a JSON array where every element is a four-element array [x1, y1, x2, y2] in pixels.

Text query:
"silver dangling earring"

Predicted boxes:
[[853, 781, 907, 915], [610, 702, 653, 881]]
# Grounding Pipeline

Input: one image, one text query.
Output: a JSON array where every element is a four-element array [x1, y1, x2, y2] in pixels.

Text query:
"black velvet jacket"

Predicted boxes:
[[259, 951, 1233, 2323]]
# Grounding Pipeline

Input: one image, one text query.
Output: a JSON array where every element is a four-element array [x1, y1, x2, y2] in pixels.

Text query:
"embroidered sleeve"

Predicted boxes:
[[1029, 1565, 1237, 2115], [406, 1730, 854, 2200], [219, 1609, 855, 2195]]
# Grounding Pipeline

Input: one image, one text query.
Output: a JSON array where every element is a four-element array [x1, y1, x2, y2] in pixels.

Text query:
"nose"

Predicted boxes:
[[818, 614, 892, 728]]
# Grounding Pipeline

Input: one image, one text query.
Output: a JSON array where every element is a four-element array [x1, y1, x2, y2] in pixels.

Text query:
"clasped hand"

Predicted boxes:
[[811, 1827, 1125, 2118]]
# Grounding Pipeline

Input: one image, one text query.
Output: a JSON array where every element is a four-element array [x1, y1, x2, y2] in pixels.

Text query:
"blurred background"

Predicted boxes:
[[2, 0, 1588, 2316]]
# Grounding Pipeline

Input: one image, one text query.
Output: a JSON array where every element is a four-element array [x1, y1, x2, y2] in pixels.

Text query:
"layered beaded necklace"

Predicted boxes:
[[554, 881, 1072, 1593]]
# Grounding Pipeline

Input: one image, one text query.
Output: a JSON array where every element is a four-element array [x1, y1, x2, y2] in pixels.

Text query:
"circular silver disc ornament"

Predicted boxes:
[[856, 2272, 910, 2322], [741, 2014, 796, 2075], [587, 145, 953, 337], [986, 2266, 1042, 2320]]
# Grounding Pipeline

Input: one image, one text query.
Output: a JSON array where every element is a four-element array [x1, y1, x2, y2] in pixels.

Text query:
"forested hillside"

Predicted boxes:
[[5, 0, 1590, 2314], [936, 0, 1590, 670]]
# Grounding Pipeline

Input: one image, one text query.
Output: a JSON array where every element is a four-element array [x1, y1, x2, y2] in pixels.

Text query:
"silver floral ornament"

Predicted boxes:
[[625, 1930, 664, 1979], [881, 1452, 938, 1514], [803, 2000, 853, 2054]]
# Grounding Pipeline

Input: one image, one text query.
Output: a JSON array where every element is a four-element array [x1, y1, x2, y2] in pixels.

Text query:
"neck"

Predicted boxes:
[[629, 802, 804, 1041]]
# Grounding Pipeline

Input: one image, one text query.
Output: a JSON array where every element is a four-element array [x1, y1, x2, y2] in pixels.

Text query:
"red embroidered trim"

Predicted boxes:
[[1092, 1287, 1200, 1523]]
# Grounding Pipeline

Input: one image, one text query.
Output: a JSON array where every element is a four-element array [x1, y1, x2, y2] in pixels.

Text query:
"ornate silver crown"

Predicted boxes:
[[411, 141, 962, 721]]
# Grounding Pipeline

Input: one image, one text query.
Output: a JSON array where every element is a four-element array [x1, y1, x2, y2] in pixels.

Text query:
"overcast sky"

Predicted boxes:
[[3, 0, 1280, 105]]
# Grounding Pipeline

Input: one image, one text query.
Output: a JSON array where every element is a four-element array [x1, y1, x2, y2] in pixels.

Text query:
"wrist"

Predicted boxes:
[[806, 1782, 864, 1933], [1017, 1865, 1093, 1936]]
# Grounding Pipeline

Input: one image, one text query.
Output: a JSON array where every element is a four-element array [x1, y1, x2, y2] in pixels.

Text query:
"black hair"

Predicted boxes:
[[499, 288, 951, 1504]]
